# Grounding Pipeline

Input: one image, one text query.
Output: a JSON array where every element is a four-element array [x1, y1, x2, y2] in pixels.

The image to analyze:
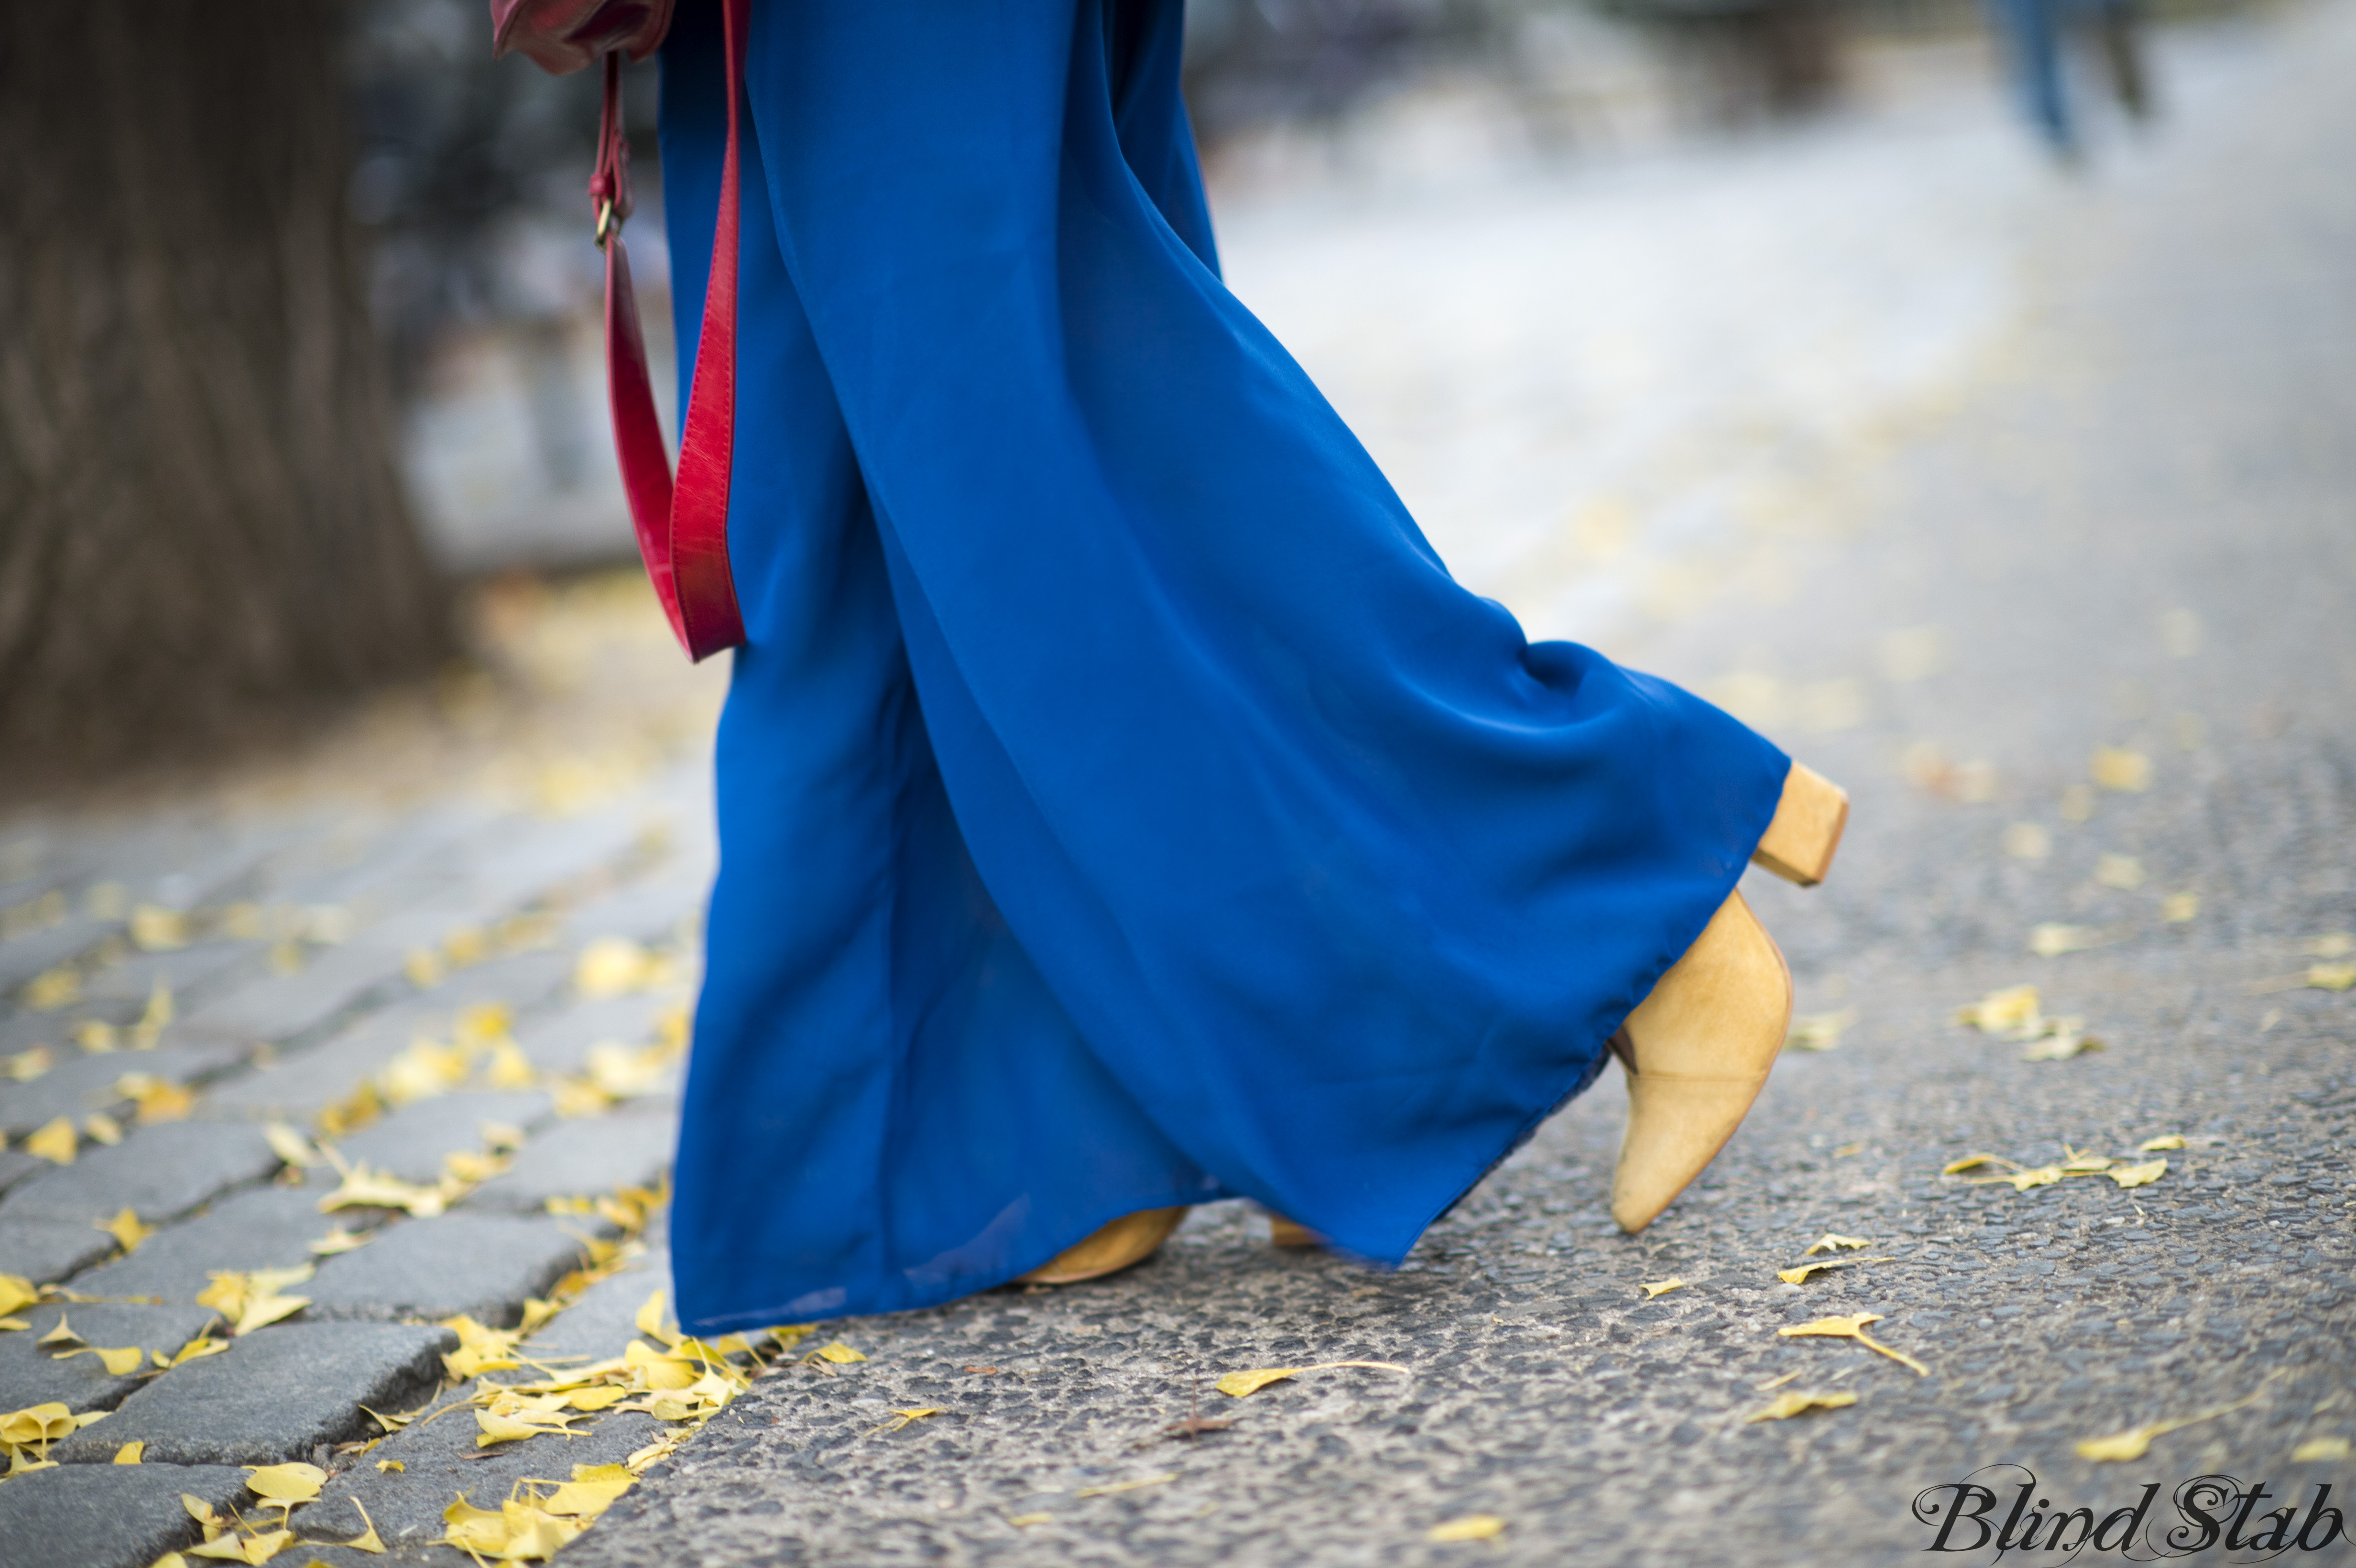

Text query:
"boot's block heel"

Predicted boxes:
[[1750, 762, 1848, 888]]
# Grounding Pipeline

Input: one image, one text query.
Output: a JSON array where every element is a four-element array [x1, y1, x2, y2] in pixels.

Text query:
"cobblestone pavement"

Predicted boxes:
[[7, 5, 2356, 1566]]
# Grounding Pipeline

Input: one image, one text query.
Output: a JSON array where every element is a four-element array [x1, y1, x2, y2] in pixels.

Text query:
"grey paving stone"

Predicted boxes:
[[0, 1219, 117, 1285], [196, 999, 450, 1124], [49, 1320, 455, 1466], [0, 1147, 42, 1198], [331, 1091, 554, 1186], [0, 1122, 280, 1229], [0, 1302, 222, 1413], [304, 1213, 603, 1326], [510, 994, 675, 1077], [175, 941, 411, 1049], [0, 1461, 254, 1568], [73, 1186, 389, 1306], [0, 1047, 229, 1140], [462, 1111, 675, 1214]]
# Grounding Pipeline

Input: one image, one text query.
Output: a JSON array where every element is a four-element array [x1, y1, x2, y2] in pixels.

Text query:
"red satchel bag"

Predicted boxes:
[[490, 0, 746, 661]]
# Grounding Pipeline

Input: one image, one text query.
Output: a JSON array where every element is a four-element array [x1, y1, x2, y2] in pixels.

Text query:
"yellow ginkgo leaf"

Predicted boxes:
[[2291, 1437, 2351, 1462], [82, 1113, 124, 1146], [377, 1459, 404, 1472], [532, 1465, 636, 1517], [1639, 1278, 1686, 1298], [1776, 1258, 1895, 1285], [338, 1498, 388, 1553], [262, 1123, 322, 1168], [24, 1117, 77, 1165], [2160, 892, 2200, 923], [1428, 1515, 1506, 1542], [1803, 1234, 1872, 1256], [0, 1402, 76, 1447], [113, 1441, 143, 1463], [2306, 963, 2356, 991], [2, 1046, 55, 1083], [812, 1340, 865, 1365], [2108, 1159, 2167, 1189], [37, 1314, 80, 1348], [2058, 1151, 2114, 1173], [95, 1209, 155, 1253], [243, 1462, 327, 1502], [1783, 1010, 1854, 1051], [307, 1227, 369, 1256], [2030, 924, 2115, 958], [633, 1290, 681, 1348], [316, 1163, 448, 1219], [2138, 1134, 2186, 1152], [1778, 1313, 1930, 1376], [0, 1274, 36, 1318], [476, 1409, 561, 1447], [2090, 747, 2150, 792], [1215, 1360, 1410, 1398], [55, 1345, 146, 1376], [1954, 986, 2040, 1035], [576, 937, 653, 998], [1746, 1390, 1858, 1422]]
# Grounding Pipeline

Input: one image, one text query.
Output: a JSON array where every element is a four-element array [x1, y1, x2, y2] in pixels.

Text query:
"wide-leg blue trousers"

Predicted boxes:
[[657, 0, 1788, 1333]]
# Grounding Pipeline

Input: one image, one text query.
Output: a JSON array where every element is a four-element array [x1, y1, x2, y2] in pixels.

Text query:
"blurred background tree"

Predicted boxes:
[[0, 2, 451, 780]]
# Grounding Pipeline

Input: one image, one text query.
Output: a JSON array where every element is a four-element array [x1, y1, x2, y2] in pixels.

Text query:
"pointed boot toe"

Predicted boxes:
[[1608, 889, 1792, 1233], [1016, 1206, 1186, 1284]]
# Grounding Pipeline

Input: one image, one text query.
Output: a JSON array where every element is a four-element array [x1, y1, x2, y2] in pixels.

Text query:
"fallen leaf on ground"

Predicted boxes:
[[185, 1528, 292, 1564], [95, 1209, 154, 1253], [2161, 892, 2200, 923], [2077, 1379, 2277, 1462], [1755, 1370, 1803, 1392], [1940, 1154, 2008, 1175], [1783, 1010, 1854, 1052], [2094, 854, 2145, 891], [875, 1407, 941, 1434], [1777, 1258, 1897, 1285], [2306, 963, 2356, 991], [378, 1459, 405, 1472], [525, 1463, 635, 1518], [1639, 1279, 1686, 1298], [2305, 933, 2355, 958], [633, 1290, 680, 1348], [810, 1341, 865, 1365], [2108, 1159, 2167, 1188], [1778, 1313, 1929, 1376], [576, 938, 654, 998], [263, 1123, 323, 1168], [2090, 748, 2150, 792], [82, 1113, 124, 1146], [4, 1047, 55, 1083], [442, 1493, 587, 1561], [0, 1401, 76, 1452], [1747, 1390, 1858, 1422], [23, 1117, 76, 1164], [2292, 1437, 2351, 1462], [244, 1462, 327, 1503], [1216, 1361, 1410, 1398], [316, 1163, 452, 1219], [2020, 1020, 2103, 1060], [113, 1441, 143, 1463], [1955, 985, 2041, 1034], [55, 1344, 145, 1375], [2002, 823, 2051, 860], [1007, 1513, 1054, 1527], [2030, 924, 2119, 958], [307, 1227, 369, 1256], [379, 1038, 470, 1107], [443, 1315, 525, 1379], [2138, 1134, 2186, 1152], [23, 967, 79, 1011], [2059, 1148, 2114, 1173], [37, 1315, 80, 1348], [1428, 1515, 1506, 1543], [327, 1497, 388, 1553], [196, 1267, 313, 1336], [1804, 1234, 1873, 1255], [165, 1335, 229, 1368]]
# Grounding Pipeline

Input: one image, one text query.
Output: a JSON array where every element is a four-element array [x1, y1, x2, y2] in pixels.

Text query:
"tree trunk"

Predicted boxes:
[[0, 1, 451, 778]]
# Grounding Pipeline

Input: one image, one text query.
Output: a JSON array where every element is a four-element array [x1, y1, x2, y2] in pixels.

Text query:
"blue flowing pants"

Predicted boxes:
[[658, 0, 1788, 1333]]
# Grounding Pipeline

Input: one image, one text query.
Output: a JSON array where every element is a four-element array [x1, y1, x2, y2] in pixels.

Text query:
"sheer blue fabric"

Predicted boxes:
[[657, 0, 1788, 1334]]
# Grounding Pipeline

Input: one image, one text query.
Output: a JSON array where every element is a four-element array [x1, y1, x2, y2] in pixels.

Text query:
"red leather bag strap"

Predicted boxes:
[[592, 0, 746, 661]]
